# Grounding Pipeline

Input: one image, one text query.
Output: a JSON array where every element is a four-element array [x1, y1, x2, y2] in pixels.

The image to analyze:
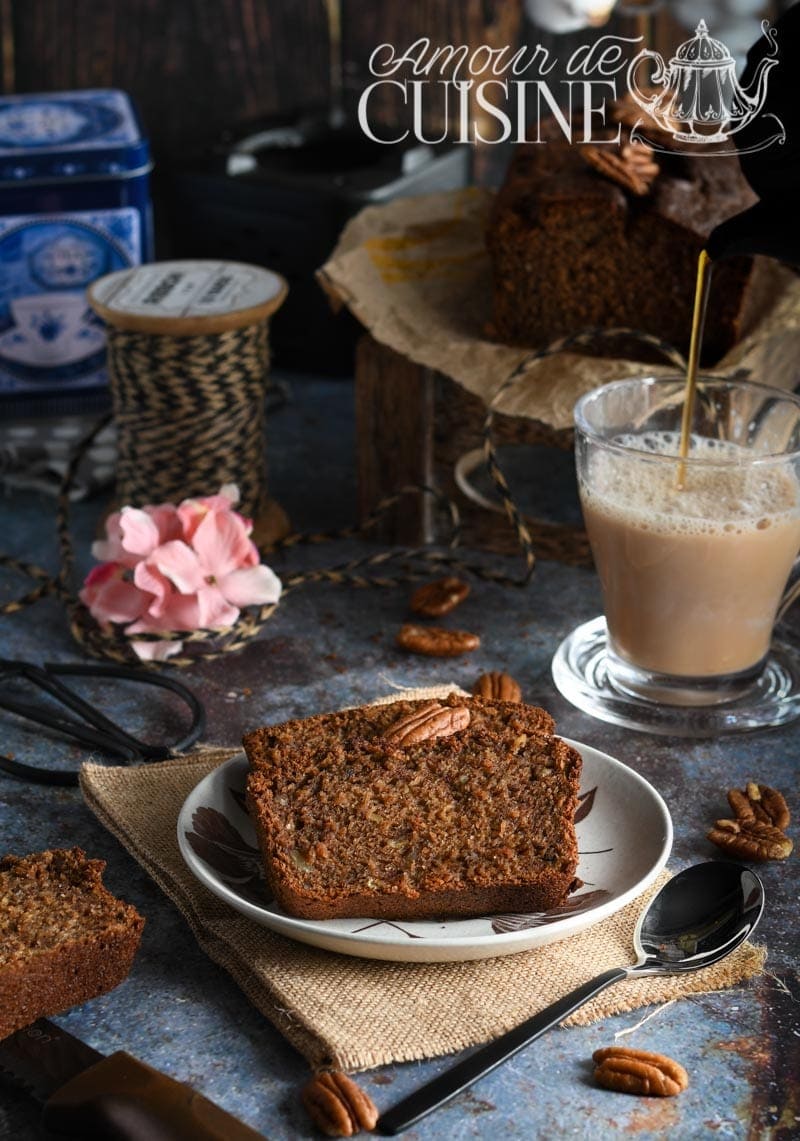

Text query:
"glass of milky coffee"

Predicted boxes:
[[552, 375, 800, 736]]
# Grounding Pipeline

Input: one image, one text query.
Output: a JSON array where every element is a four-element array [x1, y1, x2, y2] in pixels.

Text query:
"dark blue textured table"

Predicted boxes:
[[0, 376, 797, 1140]]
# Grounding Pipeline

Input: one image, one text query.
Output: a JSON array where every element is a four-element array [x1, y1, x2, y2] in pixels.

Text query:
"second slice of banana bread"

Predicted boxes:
[[243, 695, 580, 921]]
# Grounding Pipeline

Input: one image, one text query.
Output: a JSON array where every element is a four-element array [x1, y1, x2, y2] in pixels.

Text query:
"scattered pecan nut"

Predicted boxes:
[[396, 624, 480, 657], [301, 1070, 379, 1137], [410, 576, 470, 617], [727, 782, 790, 831], [580, 143, 659, 196], [384, 701, 470, 746], [472, 671, 522, 703], [707, 817, 793, 862], [592, 1047, 689, 1097]]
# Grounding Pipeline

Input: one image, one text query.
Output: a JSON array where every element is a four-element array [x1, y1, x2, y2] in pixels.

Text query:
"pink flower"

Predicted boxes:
[[81, 484, 282, 661], [177, 484, 248, 542], [80, 562, 152, 624], [92, 504, 182, 567]]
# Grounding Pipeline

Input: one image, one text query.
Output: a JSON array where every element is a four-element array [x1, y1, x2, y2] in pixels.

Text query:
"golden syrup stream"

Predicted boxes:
[[675, 249, 713, 490]]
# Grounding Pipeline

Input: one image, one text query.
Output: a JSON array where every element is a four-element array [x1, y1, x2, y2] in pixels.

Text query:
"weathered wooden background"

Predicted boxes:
[[1, 1, 780, 160], [0, 1, 525, 156]]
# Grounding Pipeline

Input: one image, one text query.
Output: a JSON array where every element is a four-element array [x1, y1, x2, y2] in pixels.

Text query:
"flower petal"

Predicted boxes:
[[176, 500, 205, 542], [195, 583, 239, 629], [119, 507, 162, 558], [146, 503, 184, 545], [130, 638, 184, 662], [80, 566, 150, 624], [192, 509, 253, 579], [217, 484, 240, 506], [177, 485, 240, 541], [151, 540, 205, 593], [127, 592, 202, 633], [156, 593, 203, 630], [218, 564, 282, 608], [91, 513, 141, 568], [133, 561, 173, 618]]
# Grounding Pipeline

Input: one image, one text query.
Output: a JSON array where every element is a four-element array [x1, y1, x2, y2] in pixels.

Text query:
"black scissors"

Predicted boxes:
[[0, 660, 206, 786]]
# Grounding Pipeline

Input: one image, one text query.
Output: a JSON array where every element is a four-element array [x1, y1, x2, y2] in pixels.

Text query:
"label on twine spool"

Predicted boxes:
[[88, 259, 288, 335]]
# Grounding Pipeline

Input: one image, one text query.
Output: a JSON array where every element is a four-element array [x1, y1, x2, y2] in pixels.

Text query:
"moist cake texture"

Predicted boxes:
[[0, 847, 144, 1038], [486, 116, 773, 364], [243, 695, 581, 921]]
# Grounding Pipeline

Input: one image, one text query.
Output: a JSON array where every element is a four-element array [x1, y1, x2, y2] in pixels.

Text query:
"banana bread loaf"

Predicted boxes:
[[0, 848, 144, 1038], [486, 115, 772, 364], [243, 695, 580, 921]]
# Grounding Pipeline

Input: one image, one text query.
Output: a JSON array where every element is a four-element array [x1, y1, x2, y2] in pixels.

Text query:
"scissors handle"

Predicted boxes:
[[0, 693, 139, 760], [0, 661, 206, 785], [42, 663, 206, 757]]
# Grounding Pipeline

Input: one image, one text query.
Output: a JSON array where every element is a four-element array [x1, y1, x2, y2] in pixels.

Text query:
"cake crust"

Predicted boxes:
[[0, 847, 144, 1038], [243, 696, 581, 922]]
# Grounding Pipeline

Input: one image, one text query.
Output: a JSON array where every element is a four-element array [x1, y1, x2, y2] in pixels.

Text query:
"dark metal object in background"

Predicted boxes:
[[0, 660, 205, 785], [0, 1018, 266, 1140]]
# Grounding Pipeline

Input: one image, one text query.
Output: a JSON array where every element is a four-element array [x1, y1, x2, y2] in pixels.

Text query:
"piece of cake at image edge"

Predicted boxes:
[[0, 847, 145, 1038], [243, 694, 582, 921]]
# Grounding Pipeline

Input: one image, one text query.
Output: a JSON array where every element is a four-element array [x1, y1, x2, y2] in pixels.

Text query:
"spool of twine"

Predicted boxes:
[[88, 261, 290, 544]]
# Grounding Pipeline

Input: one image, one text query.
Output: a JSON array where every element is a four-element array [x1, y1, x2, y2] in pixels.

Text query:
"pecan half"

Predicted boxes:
[[384, 701, 471, 746], [301, 1070, 378, 1137], [472, 671, 522, 703], [410, 576, 470, 617], [727, 782, 790, 831], [593, 1047, 689, 1097], [708, 817, 793, 861], [580, 143, 659, 196], [396, 624, 480, 657]]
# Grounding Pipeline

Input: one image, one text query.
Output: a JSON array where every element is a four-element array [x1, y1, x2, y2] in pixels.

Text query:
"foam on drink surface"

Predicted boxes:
[[583, 432, 800, 536]]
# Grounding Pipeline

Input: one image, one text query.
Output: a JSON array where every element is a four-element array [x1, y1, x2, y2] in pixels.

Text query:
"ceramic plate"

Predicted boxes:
[[177, 741, 672, 963]]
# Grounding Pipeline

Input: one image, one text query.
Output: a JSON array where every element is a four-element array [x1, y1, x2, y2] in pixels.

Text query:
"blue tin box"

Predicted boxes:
[[0, 88, 152, 416]]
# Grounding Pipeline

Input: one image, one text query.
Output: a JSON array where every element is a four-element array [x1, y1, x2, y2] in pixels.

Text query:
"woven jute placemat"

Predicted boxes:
[[80, 687, 765, 1073]]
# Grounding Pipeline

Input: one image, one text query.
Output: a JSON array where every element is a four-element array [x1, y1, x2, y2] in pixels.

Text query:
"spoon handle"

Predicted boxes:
[[378, 965, 629, 1135]]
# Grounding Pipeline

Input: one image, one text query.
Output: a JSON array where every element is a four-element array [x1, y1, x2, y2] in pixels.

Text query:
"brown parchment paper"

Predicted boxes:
[[318, 188, 800, 430]]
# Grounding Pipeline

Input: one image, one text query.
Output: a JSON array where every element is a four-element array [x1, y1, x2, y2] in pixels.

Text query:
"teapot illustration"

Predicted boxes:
[[627, 20, 778, 143]]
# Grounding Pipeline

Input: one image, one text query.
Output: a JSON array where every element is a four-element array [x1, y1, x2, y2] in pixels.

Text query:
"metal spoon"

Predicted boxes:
[[378, 861, 764, 1135]]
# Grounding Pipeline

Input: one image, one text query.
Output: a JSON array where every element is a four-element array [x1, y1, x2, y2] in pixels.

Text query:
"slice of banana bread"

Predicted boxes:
[[486, 113, 769, 365], [0, 848, 144, 1038], [243, 695, 580, 921]]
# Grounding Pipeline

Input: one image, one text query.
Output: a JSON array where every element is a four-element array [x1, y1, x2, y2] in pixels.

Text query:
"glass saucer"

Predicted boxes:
[[552, 616, 800, 737]]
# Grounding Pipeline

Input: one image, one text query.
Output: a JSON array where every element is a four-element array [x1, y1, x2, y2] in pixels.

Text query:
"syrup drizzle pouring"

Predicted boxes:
[[675, 248, 713, 491]]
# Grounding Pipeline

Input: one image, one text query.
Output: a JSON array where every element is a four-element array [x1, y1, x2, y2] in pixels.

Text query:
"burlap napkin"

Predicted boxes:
[[80, 688, 765, 1073]]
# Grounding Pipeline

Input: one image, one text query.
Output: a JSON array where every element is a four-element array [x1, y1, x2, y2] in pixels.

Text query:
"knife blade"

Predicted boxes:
[[0, 1018, 267, 1140]]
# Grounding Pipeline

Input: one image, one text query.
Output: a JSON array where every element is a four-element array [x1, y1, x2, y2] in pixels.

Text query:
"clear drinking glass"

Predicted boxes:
[[552, 375, 800, 736]]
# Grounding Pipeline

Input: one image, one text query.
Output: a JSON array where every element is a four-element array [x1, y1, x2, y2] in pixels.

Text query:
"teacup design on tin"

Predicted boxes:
[[1, 291, 101, 368]]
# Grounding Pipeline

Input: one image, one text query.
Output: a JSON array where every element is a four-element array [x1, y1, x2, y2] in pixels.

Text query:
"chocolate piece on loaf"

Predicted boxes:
[[486, 118, 774, 364], [0, 848, 144, 1038], [243, 695, 581, 921]]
